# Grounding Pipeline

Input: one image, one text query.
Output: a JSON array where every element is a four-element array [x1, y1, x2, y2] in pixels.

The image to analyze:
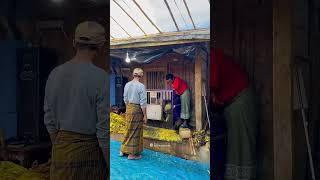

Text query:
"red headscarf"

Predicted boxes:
[[210, 48, 249, 104]]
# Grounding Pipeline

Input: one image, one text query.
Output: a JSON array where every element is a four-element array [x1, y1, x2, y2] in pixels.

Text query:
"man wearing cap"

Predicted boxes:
[[44, 21, 109, 180], [120, 68, 147, 160]]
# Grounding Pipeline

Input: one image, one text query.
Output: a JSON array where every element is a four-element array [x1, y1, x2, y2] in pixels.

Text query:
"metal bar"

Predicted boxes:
[[112, 0, 147, 35], [163, 0, 180, 31], [111, 16, 132, 38], [295, 68, 316, 180], [132, 0, 162, 33], [183, 0, 196, 29], [121, 0, 131, 9]]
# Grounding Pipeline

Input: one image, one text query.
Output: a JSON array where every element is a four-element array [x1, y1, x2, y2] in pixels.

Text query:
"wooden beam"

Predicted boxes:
[[112, 0, 147, 36], [183, 0, 196, 29], [110, 16, 132, 38], [132, 0, 162, 33], [111, 39, 209, 49], [195, 48, 203, 131], [164, 0, 180, 31], [273, 0, 293, 179], [110, 29, 210, 49]]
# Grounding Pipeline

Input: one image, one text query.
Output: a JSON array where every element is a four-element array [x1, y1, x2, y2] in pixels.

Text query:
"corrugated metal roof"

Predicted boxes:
[[110, 0, 210, 44]]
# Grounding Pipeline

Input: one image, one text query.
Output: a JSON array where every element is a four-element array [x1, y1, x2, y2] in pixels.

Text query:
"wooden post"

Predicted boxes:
[[195, 48, 203, 131], [273, 0, 293, 179]]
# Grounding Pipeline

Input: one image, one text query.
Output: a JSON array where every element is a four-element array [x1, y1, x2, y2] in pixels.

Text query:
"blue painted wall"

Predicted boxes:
[[110, 74, 116, 106], [0, 41, 24, 139]]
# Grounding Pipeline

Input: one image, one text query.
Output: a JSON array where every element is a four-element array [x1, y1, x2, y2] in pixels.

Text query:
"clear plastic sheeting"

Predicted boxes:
[[110, 0, 210, 40], [110, 43, 208, 64]]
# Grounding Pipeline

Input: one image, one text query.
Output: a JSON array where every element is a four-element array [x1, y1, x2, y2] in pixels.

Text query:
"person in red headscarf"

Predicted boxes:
[[210, 48, 258, 180], [166, 74, 191, 129]]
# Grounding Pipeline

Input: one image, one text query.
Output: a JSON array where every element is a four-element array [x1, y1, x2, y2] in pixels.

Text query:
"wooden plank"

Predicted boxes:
[[110, 29, 210, 49], [273, 0, 293, 179], [195, 48, 203, 131], [110, 133, 199, 161], [111, 39, 209, 49], [309, 2, 320, 176]]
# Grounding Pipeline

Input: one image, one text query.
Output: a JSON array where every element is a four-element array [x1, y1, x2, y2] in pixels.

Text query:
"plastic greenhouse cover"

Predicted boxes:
[[110, 43, 208, 64]]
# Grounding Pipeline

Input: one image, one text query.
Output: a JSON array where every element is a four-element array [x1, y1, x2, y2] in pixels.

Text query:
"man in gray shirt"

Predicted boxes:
[[44, 21, 109, 180]]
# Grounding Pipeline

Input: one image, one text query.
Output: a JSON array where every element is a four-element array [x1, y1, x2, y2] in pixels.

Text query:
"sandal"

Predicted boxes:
[[174, 119, 183, 130], [180, 121, 189, 128]]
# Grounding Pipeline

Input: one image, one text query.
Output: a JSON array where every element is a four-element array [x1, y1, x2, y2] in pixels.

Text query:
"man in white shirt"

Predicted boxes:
[[44, 21, 109, 180]]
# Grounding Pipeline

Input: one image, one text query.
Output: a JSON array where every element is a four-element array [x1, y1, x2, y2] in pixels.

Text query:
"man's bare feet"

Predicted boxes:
[[128, 154, 141, 160]]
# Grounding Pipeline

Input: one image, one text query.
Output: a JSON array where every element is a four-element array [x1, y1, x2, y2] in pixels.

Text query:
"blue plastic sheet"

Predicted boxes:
[[111, 139, 210, 179]]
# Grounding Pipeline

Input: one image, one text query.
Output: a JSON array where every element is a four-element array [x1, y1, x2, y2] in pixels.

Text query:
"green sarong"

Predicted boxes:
[[180, 89, 191, 120], [224, 88, 257, 180]]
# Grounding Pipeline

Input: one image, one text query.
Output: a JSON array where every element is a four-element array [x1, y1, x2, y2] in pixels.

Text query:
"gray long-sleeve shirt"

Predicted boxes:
[[123, 81, 147, 108], [44, 61, 109, 149]]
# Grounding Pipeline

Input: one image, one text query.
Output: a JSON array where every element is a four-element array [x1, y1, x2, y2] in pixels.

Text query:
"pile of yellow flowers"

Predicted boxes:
[[110, 113, 126, 134], [192, 130, 210, 147], [0, 161, 46, 180], [110, 113, 182, 142], [158, 128, 182, 142], [143, 126, 182, 142]]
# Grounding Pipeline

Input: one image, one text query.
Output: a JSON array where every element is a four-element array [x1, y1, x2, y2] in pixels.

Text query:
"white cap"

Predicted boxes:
[[133, 68, 144, 77]]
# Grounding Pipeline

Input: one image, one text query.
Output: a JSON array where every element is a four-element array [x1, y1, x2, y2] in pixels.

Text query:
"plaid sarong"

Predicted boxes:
[[224, 88, 257, 180], [120, 103, 144, 155], [50, 131, 108, 180]]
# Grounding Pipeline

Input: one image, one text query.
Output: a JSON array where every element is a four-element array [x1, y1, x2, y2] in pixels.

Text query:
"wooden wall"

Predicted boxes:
[[15, 3, 108, 71], [213, 0, 274, 179], [292, 0, 320, 179], [310, 0, 320, 178]]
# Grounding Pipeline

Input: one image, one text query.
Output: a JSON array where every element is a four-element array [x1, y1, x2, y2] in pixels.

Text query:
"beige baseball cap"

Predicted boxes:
[[75, 21, 106, 45], [133, 68, 144, 77]]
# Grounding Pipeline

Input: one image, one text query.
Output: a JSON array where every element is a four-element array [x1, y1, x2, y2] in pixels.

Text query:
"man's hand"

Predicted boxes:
[[50, 133, 57, 143], [141, 107, 147, 124], [212, 93, 223, 106], [143, 116, 148, 124], [102, 148, 109, 164]]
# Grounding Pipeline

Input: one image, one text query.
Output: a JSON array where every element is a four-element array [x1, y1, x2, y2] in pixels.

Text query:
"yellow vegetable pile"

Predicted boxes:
[[192, 130, 210, 147], [0, 161, 47, 180], [110, 113, 126, 134], [110, 113, 182, 142], [158, 128, 182, 142], [143, 126, 182, 142], [29, 160, 51, 180]]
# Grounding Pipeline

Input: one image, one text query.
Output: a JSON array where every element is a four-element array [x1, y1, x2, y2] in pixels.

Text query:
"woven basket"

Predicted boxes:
[[179, 128, 191, 139]]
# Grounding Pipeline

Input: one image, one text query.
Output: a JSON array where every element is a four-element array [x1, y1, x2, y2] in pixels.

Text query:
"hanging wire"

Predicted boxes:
[[60, 25, 70, 41]]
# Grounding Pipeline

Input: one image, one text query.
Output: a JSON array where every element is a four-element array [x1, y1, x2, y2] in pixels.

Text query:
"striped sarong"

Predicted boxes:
[[224, 88, 258, 180], [50, 131, 108, 180], [180, 89, 191, 120], [120, 103, 144, 155]]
